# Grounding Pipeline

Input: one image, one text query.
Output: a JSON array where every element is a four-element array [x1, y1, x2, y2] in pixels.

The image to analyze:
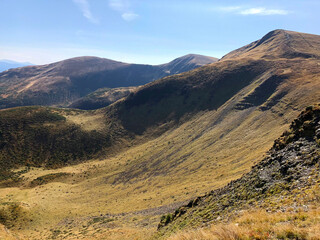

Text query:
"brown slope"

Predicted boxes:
[[68, 55, 218, 110], [103, 28, 320, 136], [0, 55, 217, 109], [105, 59, 320, 182], [0, 56, 128, 108], [68, 54, 217, 111]]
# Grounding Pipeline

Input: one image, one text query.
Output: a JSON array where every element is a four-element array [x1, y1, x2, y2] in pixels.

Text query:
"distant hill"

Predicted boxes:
[[0, 54, 217, 109], [158, 54, 217, 75], [0, 59, 33, 72]]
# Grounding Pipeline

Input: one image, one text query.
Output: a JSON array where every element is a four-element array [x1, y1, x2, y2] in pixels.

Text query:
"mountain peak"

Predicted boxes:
[[158, 54, 217, 75], [169, 54, 218, 64], [222, 29, 320, 60]]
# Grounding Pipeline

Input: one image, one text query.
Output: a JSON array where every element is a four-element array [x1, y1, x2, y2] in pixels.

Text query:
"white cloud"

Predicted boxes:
[[240, 8, 289, 15], [218, 6, 289, 16], [122, 12, 139, 21], [108, 0, 139, 21], [109, 0, 128, 12], [73, 0, 99, 24]]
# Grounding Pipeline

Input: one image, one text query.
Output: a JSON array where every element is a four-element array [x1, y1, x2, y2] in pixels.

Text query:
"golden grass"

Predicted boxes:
[[21, 226, 154, 240], [62, 110, 106, 131], [168, 207, 320, 240], [0, 224, 18, 240]]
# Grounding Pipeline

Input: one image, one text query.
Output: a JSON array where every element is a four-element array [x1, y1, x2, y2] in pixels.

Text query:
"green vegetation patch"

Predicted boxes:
[[29, 172, 71, 187], [0, 107, 111, 179], [0, 202, 29, 229]]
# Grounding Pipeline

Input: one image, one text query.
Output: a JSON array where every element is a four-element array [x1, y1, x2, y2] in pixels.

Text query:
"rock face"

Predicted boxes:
[[157, 104, 320, 233], [0, 54, 217, 109]]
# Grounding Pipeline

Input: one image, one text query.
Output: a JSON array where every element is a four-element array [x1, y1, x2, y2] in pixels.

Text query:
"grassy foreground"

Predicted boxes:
[[168, 206, 320, 240]]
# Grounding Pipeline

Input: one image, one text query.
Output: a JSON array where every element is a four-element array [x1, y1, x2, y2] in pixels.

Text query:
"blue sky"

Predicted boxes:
[[0, 0, 319, 65]]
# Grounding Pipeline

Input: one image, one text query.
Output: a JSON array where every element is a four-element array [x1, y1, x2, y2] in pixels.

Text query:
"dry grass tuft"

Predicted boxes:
[[168, 226, 244, 240], [0, 224, 17, 240]]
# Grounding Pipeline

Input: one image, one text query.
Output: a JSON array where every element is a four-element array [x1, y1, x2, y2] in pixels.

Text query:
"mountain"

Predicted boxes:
[[0, 54, 217, 109], [222, 29, 320, 60], [0, 30, 320, 239], [156, 104, 320, 239], [102, 30, 320, 136], [0, 59, 33, 72], [158, 54, 217, 75]]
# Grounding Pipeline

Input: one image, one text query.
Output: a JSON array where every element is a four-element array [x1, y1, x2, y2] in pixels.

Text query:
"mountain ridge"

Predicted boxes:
[[0, 54, 217, 109], [222, 29, 320, 60]]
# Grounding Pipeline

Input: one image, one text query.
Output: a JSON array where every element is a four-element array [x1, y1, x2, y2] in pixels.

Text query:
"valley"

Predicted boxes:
[[0, 29, 320, 239]]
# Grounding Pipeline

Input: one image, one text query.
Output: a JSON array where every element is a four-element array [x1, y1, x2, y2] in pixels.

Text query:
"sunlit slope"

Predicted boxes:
[[156, 104, 320, 239], [103, 46, 320, 184]]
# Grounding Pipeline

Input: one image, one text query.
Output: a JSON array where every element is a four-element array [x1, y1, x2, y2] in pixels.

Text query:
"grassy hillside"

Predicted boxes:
[[109, 59, 268, 134], [157, 104, 320, 239]]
